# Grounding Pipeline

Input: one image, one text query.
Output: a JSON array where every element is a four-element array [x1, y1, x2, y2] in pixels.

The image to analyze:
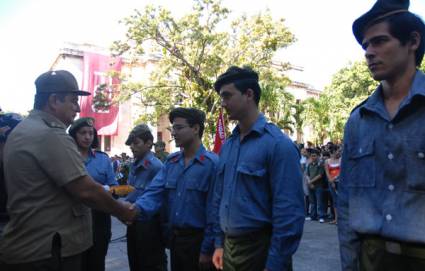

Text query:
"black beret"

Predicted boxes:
[[353, 0, 410, 44], [35, 70, 90, 96], [125, 124, 152, 145], [214, 66, 259, 92], [69, 117, 95, 135], [68, 117, 99, 149], [169, 107, 205, 126]]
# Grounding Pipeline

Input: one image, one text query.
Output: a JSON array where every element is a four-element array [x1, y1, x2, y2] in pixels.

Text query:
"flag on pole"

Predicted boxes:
[[213, 109, 226, 154]]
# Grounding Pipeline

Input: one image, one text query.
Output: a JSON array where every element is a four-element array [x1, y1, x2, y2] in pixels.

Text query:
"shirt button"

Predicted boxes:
[[388, 185, 394, 191], [359, 148, 363, 154], [388, 124, 394, 129], [386, 214, 392, 221], [178, 192, 181, 197], [418, 152, 425, 159], [387, 153, 394, 160], [175, 212, 179, 216]]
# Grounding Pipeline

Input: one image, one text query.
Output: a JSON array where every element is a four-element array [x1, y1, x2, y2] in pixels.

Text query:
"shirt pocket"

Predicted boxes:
[[237, 163, 267, 180], [346, 140, 376, 187], [165, 177, 178, 190], [186, 178, 209, 192], [405, 139, 425, 192], [72, 203, 90, 217]]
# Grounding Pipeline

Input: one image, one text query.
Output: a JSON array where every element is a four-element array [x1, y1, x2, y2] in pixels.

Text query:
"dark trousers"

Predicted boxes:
[[223, 228, 292, 271], [127, 218, 166, 271], [81, 210, 112, 271], [360, 236, 425, 271], [1, 233, 82, 271], [170, 228, 215, 271]]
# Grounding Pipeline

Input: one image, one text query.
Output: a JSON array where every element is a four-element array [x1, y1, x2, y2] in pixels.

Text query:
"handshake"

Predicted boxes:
[[115, 201, 140, 225]]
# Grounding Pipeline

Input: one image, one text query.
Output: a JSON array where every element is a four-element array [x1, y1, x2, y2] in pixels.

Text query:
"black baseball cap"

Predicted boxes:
[[35, 70, 91, 96]]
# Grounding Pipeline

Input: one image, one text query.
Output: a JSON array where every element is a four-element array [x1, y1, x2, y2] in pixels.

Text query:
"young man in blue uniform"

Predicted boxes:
[[132, 107, 218, 271], [212, 66, 305, 271], [125, 124, 166, 271], [338, 1, 425, 270]]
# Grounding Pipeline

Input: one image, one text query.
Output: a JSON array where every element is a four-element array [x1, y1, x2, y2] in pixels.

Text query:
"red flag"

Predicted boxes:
[[213, 109, 226, 154], [80, 52, 122, 135]]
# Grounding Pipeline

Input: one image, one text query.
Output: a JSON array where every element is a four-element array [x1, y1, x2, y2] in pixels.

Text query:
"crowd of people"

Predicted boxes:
[[299, 143, 341, 225], [1, 1, 425, 271]]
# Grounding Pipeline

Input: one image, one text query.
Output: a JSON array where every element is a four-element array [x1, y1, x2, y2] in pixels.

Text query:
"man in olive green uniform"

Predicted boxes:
[[0, 70, 137, 271]]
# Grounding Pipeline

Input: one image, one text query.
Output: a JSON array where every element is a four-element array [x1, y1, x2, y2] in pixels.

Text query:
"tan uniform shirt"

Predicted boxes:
[[0, 110, 92, 263]]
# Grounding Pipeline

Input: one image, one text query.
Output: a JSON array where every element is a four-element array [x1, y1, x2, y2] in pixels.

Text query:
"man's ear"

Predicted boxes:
[[146, 139, 154, 149], [409, 31, 421, 51], [192, 123, 200, 136], [245, 88, 255, 102], [47, 94, 59, 111]]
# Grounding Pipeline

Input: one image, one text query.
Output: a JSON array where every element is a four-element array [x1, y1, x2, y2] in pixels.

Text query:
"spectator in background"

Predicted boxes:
[[154, 140, 169, 162], [324, 146, 340, 225], [306, 148, 326, 223]]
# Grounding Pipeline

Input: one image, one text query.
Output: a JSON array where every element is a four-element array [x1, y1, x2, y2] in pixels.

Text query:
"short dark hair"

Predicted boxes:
[[69, 125, 100, 149], [214, 66, 261, 106], [33, 92, 67, 110], [370, 12, 425, 66], [233, 78, 261, 106], [169, 107, 205, 138], [136, 131, 154, 143]]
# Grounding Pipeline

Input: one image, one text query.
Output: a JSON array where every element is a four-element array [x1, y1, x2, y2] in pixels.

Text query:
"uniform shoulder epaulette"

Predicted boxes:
[[94, 150, 109, 157], [166, 151, 181, 163], [350, 97, 369, 115], [43, 119, 64, 129], [203, 151, 219, 163], [264, 122, 284, 138]]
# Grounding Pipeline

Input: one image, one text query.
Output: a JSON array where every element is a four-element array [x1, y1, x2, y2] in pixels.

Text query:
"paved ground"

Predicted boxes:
[[106, 218, 340, 271]]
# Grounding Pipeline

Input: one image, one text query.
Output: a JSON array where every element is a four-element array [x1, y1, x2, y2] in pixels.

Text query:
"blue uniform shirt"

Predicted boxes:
[[126, 151, 163, 203], [214, 114, 305, 271], [85, 150, 118, 187], [135, 145, 218, 255], [338, 70, 425, 270]]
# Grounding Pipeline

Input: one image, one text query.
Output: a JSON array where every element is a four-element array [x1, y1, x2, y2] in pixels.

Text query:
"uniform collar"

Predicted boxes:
[[169, 145, 207, 164], [134, 151, 154, 169], [360, 70, 425, 119], [231, 113, 267, 138], [31, 110, 67, 129], [193, 144, 207, 164]]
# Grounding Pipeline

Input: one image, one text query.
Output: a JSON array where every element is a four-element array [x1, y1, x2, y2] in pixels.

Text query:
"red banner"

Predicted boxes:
[[80, 52, 122, 135], [213, 109, 226, 154]]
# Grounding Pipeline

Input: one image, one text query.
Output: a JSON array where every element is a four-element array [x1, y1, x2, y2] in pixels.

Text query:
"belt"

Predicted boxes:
[[172, 227, 204, 237], [226, 226, 272, 240], [363, 235, 425, 260]]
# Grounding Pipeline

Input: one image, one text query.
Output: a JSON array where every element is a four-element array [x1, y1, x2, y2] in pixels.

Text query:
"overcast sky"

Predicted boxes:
[[1, 0, 424, 113]]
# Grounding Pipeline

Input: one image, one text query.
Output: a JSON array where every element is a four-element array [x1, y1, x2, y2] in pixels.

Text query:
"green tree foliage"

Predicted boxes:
[[303, 61, 377, 144], [111, 0, 296, 146], [307, 59, 425, 144]]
